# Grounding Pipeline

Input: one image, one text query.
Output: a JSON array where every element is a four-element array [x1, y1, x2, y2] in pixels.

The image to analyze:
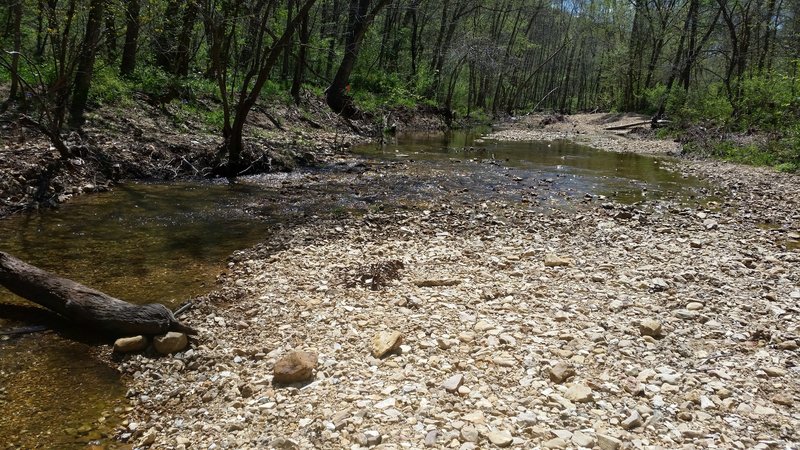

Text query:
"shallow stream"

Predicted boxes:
[[0, 131, 719, 448]]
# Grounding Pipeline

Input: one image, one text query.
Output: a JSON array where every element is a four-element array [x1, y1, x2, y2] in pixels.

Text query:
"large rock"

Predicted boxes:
[[371, 330, 403, 358], [273, 351, 318, 383], [153, 332, 188, 355], [442, 374, 464, 393], [113, 335, 148, 353]]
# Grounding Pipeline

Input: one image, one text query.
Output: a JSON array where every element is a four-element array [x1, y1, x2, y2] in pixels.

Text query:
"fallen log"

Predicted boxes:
[[0, 251, 197, 337]]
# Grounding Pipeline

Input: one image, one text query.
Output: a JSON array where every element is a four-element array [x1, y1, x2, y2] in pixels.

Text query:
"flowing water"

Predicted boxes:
[[0, 130, 720, 448]]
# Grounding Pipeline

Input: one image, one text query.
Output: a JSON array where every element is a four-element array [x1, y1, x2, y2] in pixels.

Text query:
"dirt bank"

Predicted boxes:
[[112, 134, 799, 449]]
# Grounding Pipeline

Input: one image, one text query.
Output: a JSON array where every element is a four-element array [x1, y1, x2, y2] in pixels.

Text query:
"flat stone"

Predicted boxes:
[[596, 434, 622, 450], [763, 367, 786, 377], [273, 351, 317, 383], [564, 384, 594, 403], [357, 430, 382, 447], [371, 330, 403, 358], [442, 374, 464, 393], [771, 394, 793, 406], [153, 332, 188, 355], [686, 302, 704, 310], [572, 431, 595, 448], [753, 405, 776, 415], [113, 335, 148, 353], [544, 254, 573, 267], [486, 430, 513, 447], [548, 362, 576, 383], [638, 319, 663, 337]]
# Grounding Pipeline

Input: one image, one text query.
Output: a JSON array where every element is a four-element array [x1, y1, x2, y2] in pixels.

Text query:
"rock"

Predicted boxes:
[[703, 218, 718, 230], [371, 330, 403, 358], [543, 437, 567, 449], [596, 434, 622, 450], [113, 336, 148, 353], [273, 351, 318, 383], [690, 240, 703, 248], [153, 332, 188, 355], [763, 367, 786, 377], [771, 394, 793, 406], [270, 438, 300, 450], [544, 254, 573, 267], [564, 384, 593, 403], [686, 302, 704, 310], [358, 430, 382, 447], [638, 319, 663, 337], [424, 430, 439, 447], [753, 405, 776, 415], [414, 278, 461, 287], [548, 362, 576, 383], [571, 431, 594, 448], [461, 425, 479, 443], [442, 374, 464, 393], [622, 410, 642, 430], [486, 430, 513, 447]]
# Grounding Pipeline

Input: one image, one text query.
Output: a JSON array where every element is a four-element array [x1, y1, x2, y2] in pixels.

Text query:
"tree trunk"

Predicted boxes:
[[291, 10, 310, 105], [0, 252, 196, 337], [6, 0, 22, 103], [120, 0, 141, 77], [325, 0, 391, 117], [67, 0, 104, 129]]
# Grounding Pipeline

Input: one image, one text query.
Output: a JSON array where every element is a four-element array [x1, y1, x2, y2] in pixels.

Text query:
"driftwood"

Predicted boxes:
[[604, 119, 671, 131], [0, 251, 197, 337]]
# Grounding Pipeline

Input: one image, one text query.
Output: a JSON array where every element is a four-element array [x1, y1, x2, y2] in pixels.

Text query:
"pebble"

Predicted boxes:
[[763, 367, 786, 377], [442, 374, 464, 393], [622, 410, 642, 430]]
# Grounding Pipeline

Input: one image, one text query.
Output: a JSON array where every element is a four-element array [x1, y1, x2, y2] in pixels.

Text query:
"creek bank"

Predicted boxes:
[[0, 97, 449, 219], [113, 151, 799, 448]]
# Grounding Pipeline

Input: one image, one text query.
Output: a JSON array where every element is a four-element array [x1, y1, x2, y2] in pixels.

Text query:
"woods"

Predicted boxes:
[[0, 0, 798, 168]]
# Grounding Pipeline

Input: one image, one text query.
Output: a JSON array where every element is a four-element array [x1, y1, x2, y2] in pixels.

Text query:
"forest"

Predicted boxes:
[[1, 0, 799, 172], [2, 2, 800, 449]]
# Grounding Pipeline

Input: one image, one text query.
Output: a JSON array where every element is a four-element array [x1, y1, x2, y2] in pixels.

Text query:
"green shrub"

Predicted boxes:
[[89, 65, 133, 106]]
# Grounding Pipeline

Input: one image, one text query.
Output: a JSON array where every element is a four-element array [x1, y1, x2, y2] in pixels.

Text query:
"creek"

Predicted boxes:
[[0, 130, 715, 448]]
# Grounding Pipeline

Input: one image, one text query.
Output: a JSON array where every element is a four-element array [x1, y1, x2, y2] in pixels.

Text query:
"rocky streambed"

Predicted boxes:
[[112, 128, 799, 449]]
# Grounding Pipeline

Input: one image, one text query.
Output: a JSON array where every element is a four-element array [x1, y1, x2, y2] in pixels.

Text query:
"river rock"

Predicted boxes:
[[763, 367, 786, 377], [548, 361, 576, 383], [113, 335, 148, 353], [371, 331, 403, 357], [153, 332, 188, 354], [638, 319, 663, 337], [273, 351, 317, 383]]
